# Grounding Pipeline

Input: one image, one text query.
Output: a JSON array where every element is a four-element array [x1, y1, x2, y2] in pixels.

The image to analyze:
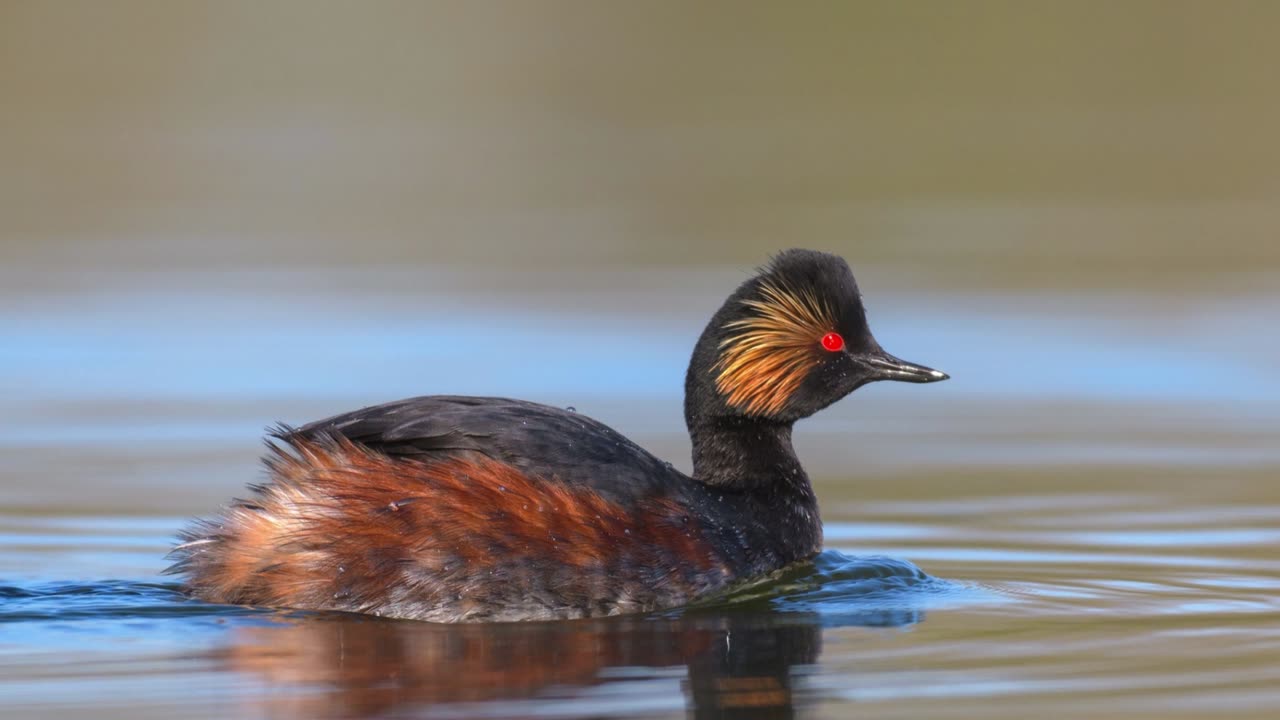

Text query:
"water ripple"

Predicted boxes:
[[686, 550, 986, 627], [0, 552, 985, 629], [0, 581, 237, 623]]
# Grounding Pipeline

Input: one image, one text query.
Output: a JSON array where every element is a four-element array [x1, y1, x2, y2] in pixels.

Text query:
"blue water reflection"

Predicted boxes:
[[4, 275, 1277, 413]]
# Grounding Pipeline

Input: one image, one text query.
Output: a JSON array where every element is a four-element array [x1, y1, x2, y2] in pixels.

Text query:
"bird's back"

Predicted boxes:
[[295, 396, 685, 505], [171, 396, 736, 621]]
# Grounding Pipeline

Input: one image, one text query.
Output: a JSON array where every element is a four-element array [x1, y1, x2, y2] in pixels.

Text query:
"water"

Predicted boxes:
[[2, 268, 1277, 719]]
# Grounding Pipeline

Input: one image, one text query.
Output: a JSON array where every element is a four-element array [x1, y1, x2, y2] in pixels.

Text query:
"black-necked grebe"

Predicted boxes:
[[169, 249, 948, 622]]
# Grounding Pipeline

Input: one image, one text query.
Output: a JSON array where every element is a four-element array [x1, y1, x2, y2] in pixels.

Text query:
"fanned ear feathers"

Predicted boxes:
[[714, 279, 837, 416]]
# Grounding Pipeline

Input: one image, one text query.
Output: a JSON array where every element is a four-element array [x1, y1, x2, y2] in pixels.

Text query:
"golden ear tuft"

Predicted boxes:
[[713, 279, 837, 415]]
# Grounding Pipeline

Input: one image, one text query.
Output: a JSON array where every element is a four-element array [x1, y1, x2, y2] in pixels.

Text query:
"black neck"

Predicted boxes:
[[687, 415, 823, 565], [688, 416, 801, 490]]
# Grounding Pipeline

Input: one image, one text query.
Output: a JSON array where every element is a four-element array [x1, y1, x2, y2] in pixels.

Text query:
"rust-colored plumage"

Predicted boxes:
[[714, 278, 837, 416], [173, 435, 729, 621]]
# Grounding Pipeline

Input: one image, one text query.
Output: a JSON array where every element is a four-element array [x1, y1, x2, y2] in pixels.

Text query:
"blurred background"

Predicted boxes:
[[3, 0, 1276, 507], [4, 2, 1280, 283], [1, 2, 1278, 719]]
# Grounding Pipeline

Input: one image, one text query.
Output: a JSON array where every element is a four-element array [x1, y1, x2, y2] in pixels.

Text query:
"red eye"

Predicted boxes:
[[820, 332, 844, 352]]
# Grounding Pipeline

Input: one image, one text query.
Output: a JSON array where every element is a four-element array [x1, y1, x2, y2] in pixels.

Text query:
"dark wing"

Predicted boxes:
[[285, 396, 687, 506]]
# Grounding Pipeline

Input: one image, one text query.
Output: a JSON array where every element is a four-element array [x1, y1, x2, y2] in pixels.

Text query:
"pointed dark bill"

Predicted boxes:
[[863, 351, 949, 383]]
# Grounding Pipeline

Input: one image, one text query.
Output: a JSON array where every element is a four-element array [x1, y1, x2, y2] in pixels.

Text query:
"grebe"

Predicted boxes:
[[170, 249, 947, 622]]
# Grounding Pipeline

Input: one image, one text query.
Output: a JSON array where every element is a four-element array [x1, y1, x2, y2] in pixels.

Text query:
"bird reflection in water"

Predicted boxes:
[[216, 606, 922, 719]]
